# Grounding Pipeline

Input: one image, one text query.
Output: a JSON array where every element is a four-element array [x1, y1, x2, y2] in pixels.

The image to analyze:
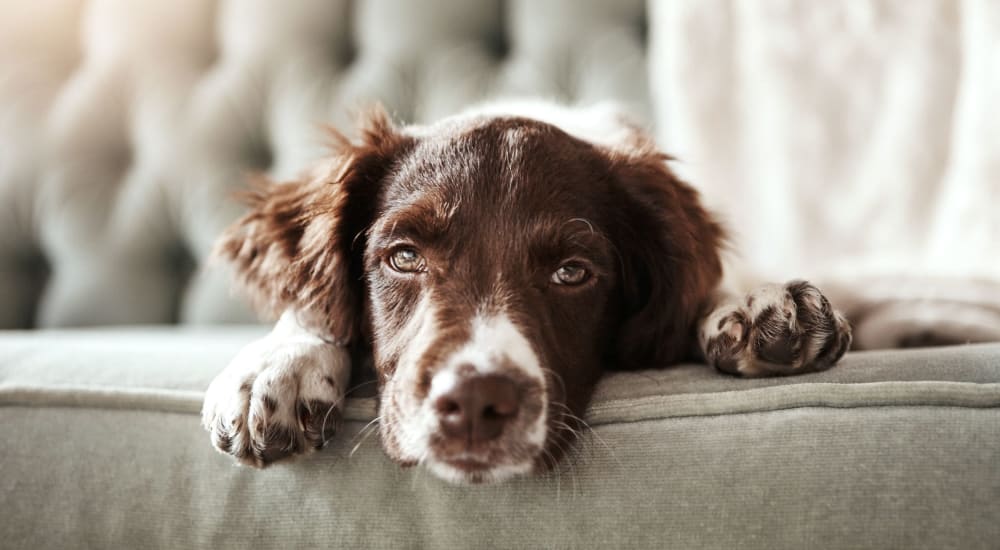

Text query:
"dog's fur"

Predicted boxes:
[[202, 102, 852, 484]]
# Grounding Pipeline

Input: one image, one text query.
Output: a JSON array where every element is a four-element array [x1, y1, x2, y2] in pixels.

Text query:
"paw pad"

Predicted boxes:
[[705, 281, 851, 377]]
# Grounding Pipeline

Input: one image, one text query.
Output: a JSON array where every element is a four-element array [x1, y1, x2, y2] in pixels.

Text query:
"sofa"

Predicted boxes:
[[1, 1, 998, 548]]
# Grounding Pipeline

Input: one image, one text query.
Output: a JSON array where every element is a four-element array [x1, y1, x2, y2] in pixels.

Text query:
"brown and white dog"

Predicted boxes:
[[201, 101, 852, 484]]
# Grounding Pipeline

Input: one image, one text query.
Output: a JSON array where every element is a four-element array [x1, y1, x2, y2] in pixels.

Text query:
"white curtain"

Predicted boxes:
[[650, 0, 999, 284]]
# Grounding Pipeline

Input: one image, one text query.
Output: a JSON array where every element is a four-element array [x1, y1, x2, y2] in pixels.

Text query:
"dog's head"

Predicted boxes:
[[218, 106, 723, 483]]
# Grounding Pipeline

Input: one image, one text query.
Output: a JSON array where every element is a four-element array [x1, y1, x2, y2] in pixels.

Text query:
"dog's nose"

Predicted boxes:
[[433, 374, 520, 443]]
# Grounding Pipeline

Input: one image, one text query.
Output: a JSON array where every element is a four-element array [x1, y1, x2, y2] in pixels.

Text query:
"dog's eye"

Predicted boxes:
[[388, 248, 425, 273], [551, 263, 590, 286]]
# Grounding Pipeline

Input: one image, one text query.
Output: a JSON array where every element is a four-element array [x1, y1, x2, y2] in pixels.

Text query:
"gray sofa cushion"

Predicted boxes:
[[2, 329, 998, 549], [0, 0, 649, 330]]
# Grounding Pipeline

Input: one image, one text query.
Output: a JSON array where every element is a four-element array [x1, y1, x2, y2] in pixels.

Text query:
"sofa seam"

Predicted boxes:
[[2, 382, 998, 425], [584, 401, 1000, 428]]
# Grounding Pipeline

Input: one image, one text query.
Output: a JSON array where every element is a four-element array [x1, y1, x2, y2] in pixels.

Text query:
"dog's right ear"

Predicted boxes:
[[215, 106, 412, 344]]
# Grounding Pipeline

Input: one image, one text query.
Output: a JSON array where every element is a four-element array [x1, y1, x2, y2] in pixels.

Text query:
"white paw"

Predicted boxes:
[[701, 281, 852, 377], [201, 331, 350, 467]]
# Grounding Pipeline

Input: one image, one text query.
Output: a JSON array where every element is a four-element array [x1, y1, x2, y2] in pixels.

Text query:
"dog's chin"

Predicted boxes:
[[425, 455, 536, 485], [420, 431, 549, 484]]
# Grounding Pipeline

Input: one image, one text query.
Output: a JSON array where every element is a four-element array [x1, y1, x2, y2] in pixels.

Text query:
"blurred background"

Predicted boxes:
[[1, 0, 997, 332]]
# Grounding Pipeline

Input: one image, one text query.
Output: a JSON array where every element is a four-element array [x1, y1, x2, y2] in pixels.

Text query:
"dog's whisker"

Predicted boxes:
[[542, 366, 569, 403], [411, 450, 431, 491], [545, 401, 621, 471], [352, 415, 382, 442], [318, 400, 341, 446], [540, 445, 563, 501], [343, 379, 378, 396], [349, 226, 369, 252], [546, 437, 580, 498], [348, 430, 377, 459], [348, 416, 382, 459], [559, 412, 621, 469], [563, 217, 596, 234]]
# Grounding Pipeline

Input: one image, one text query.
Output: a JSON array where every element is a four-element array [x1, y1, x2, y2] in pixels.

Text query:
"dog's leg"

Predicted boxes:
[[698, 281, 852, 377], [202, 310, 351, 466]]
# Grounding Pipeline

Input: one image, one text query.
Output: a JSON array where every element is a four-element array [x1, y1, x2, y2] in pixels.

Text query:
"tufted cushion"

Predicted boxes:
[[0, 0, 650, 329]]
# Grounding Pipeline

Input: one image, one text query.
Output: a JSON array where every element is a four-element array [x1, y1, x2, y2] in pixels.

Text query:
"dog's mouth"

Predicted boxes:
[[419, 407, 549, 484], [445, 457, 490, 471], [384, 394, 586, 484], [426, 451, 538, 484], [376, 311, 565, 484]]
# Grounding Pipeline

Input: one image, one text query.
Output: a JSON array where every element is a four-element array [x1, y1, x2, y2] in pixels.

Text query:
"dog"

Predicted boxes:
[[201, 101, 852, 484]]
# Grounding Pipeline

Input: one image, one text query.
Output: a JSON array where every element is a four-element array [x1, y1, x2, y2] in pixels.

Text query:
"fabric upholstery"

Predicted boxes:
[[1, 329, 999, 549], [651, 0, 1000, 284], [0, 0, 649, 329]]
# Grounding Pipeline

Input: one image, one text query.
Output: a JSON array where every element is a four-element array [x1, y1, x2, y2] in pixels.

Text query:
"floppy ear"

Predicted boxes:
[[215, 106, 411, 344], [608, 149, 726, 369]]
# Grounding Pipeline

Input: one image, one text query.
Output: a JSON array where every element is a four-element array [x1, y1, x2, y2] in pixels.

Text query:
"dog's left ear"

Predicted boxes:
[[607, 147, 726, 369]]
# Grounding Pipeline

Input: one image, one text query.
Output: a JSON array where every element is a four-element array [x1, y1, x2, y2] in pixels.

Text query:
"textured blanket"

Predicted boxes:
[[650, 0, 1000, 348]]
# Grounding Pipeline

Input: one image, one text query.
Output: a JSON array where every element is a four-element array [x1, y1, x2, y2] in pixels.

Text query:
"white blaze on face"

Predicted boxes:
[[389, 307, 550, 483], [445, 314, 543, 378], [422, 313, 550, 484], [429, 313, 548, 449]]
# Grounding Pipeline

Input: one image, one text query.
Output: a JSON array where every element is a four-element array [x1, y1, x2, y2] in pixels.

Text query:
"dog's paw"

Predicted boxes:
[[701, 280, 852, 377], [201, 335, 350, 467]]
